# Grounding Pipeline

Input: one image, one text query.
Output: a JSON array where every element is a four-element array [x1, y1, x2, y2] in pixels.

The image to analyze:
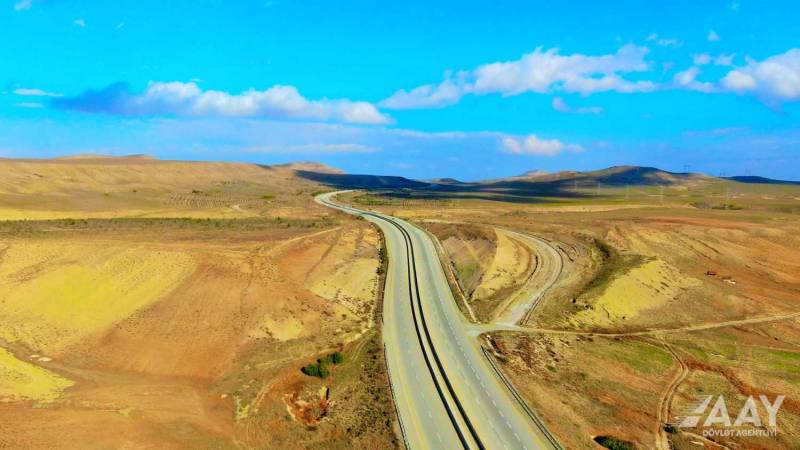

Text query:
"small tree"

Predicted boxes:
[[330, 352, 344, 364]]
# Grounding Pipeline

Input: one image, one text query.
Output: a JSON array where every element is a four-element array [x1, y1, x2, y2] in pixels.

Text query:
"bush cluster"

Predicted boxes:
[[301, 351, 345, 378]]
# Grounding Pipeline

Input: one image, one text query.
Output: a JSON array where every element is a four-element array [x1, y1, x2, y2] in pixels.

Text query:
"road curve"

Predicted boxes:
[[492, 229, 563, 327], [317, 191, 560, 450]]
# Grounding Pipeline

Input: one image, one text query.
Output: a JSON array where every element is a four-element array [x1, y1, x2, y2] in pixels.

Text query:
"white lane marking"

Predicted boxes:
[[505, 420, 512, 429], [436, 432, 442, 443], [514, 432, 521, 442]]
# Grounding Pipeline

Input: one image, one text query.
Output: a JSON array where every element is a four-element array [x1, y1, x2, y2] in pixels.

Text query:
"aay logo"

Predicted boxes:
[[674, 395, 784, 438]]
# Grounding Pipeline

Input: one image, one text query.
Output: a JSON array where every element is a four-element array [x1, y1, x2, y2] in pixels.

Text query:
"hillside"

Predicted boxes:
[[0, 156, 338, 220], [487, 166, 711, 187]]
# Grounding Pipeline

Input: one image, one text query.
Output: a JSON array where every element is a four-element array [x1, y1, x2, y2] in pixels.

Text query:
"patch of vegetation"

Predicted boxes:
[[301, 351, 345, 378], [353, 193, 394, 206], [0, 216, 339, 235], [691, 201, 744, 210], [583, 338, 673, 375], [594, 435, 636, 450], [260, 193, 275, 200], [458, 262, 479, 282], [712, 203, 744, 210], [581, 238, 645, 297]]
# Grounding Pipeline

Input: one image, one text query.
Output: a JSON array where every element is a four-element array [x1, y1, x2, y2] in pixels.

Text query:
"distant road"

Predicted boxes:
[[317, 191, 559, 450]]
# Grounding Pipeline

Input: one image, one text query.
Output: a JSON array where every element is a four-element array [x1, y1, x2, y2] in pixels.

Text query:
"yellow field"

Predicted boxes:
[[574, 258, 701, 326], [0, 241, 195, 353], [0, 347, 73, 402]]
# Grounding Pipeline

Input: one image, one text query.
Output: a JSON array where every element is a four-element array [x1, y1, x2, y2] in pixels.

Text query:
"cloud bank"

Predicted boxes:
[[501, 134, 584, 156], [721, 49, 800, 101], [381, 44, 654, 109], [53, 81, 391, 125]]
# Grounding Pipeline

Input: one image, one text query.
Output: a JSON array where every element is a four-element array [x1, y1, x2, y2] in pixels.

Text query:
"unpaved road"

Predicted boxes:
[[491, 229, 563, 327]]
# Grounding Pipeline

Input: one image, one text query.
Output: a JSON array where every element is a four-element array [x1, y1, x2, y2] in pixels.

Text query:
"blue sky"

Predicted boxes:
[[2, 0, 799, 180]]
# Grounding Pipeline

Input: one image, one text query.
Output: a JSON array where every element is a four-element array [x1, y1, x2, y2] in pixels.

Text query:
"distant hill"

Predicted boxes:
[[427, 177, 464, 185], [726, 175, 800, 185], [295, 170, 430, 189], [0, 156, 334, 219], [481, 166, 715, 188], [517, 169, 549, 179]]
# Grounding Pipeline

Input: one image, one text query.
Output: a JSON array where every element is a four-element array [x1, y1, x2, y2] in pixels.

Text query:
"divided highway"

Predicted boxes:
[[317, 192, 560, 450]]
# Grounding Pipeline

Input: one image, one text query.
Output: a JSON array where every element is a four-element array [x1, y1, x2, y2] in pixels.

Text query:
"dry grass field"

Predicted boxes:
[[0, 155, 337, 220], [0, 157, 397, 449], [343, 174, 800, 449]]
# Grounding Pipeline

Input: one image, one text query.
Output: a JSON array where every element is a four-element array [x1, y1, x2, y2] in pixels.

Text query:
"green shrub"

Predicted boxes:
[[302, 364, 321, 378], [301, 352, 343, 378], [594, 436, 636, 450], [317, 362, 329, 378], [330, 352, 344, 364]]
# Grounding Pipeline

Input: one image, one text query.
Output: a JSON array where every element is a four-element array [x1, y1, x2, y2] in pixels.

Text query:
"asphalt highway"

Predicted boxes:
[[317, 192, 560, 450]]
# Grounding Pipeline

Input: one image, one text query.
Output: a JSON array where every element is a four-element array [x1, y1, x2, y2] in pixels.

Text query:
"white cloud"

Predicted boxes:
[[381, 44, 655, 109], [15, 102, 44, 109], [379, 73, 467, 109], [74, 18, 86, 28], [708, 30, 721, 42], [693, 53, 735, 67], [714, 54, 736, 66], [646, 33, 682, 48], [501, 134, 583, 157], [693, 53, 712, 65], [722, 70, 757, 90], [551, 97, 603, 114], [721, 49, 800, 100], [13, 0, 33, 11], [13, 88, 62, 97], [56, 81, 392, 125], [673, 67, 714, 92], [551, 97, 571, 113]]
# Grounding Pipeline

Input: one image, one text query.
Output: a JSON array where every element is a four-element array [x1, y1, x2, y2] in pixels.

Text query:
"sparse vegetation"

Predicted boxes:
[[594, 435, 636, 450], [301, 351, 346, 378], [581, 238, 645, 297]]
